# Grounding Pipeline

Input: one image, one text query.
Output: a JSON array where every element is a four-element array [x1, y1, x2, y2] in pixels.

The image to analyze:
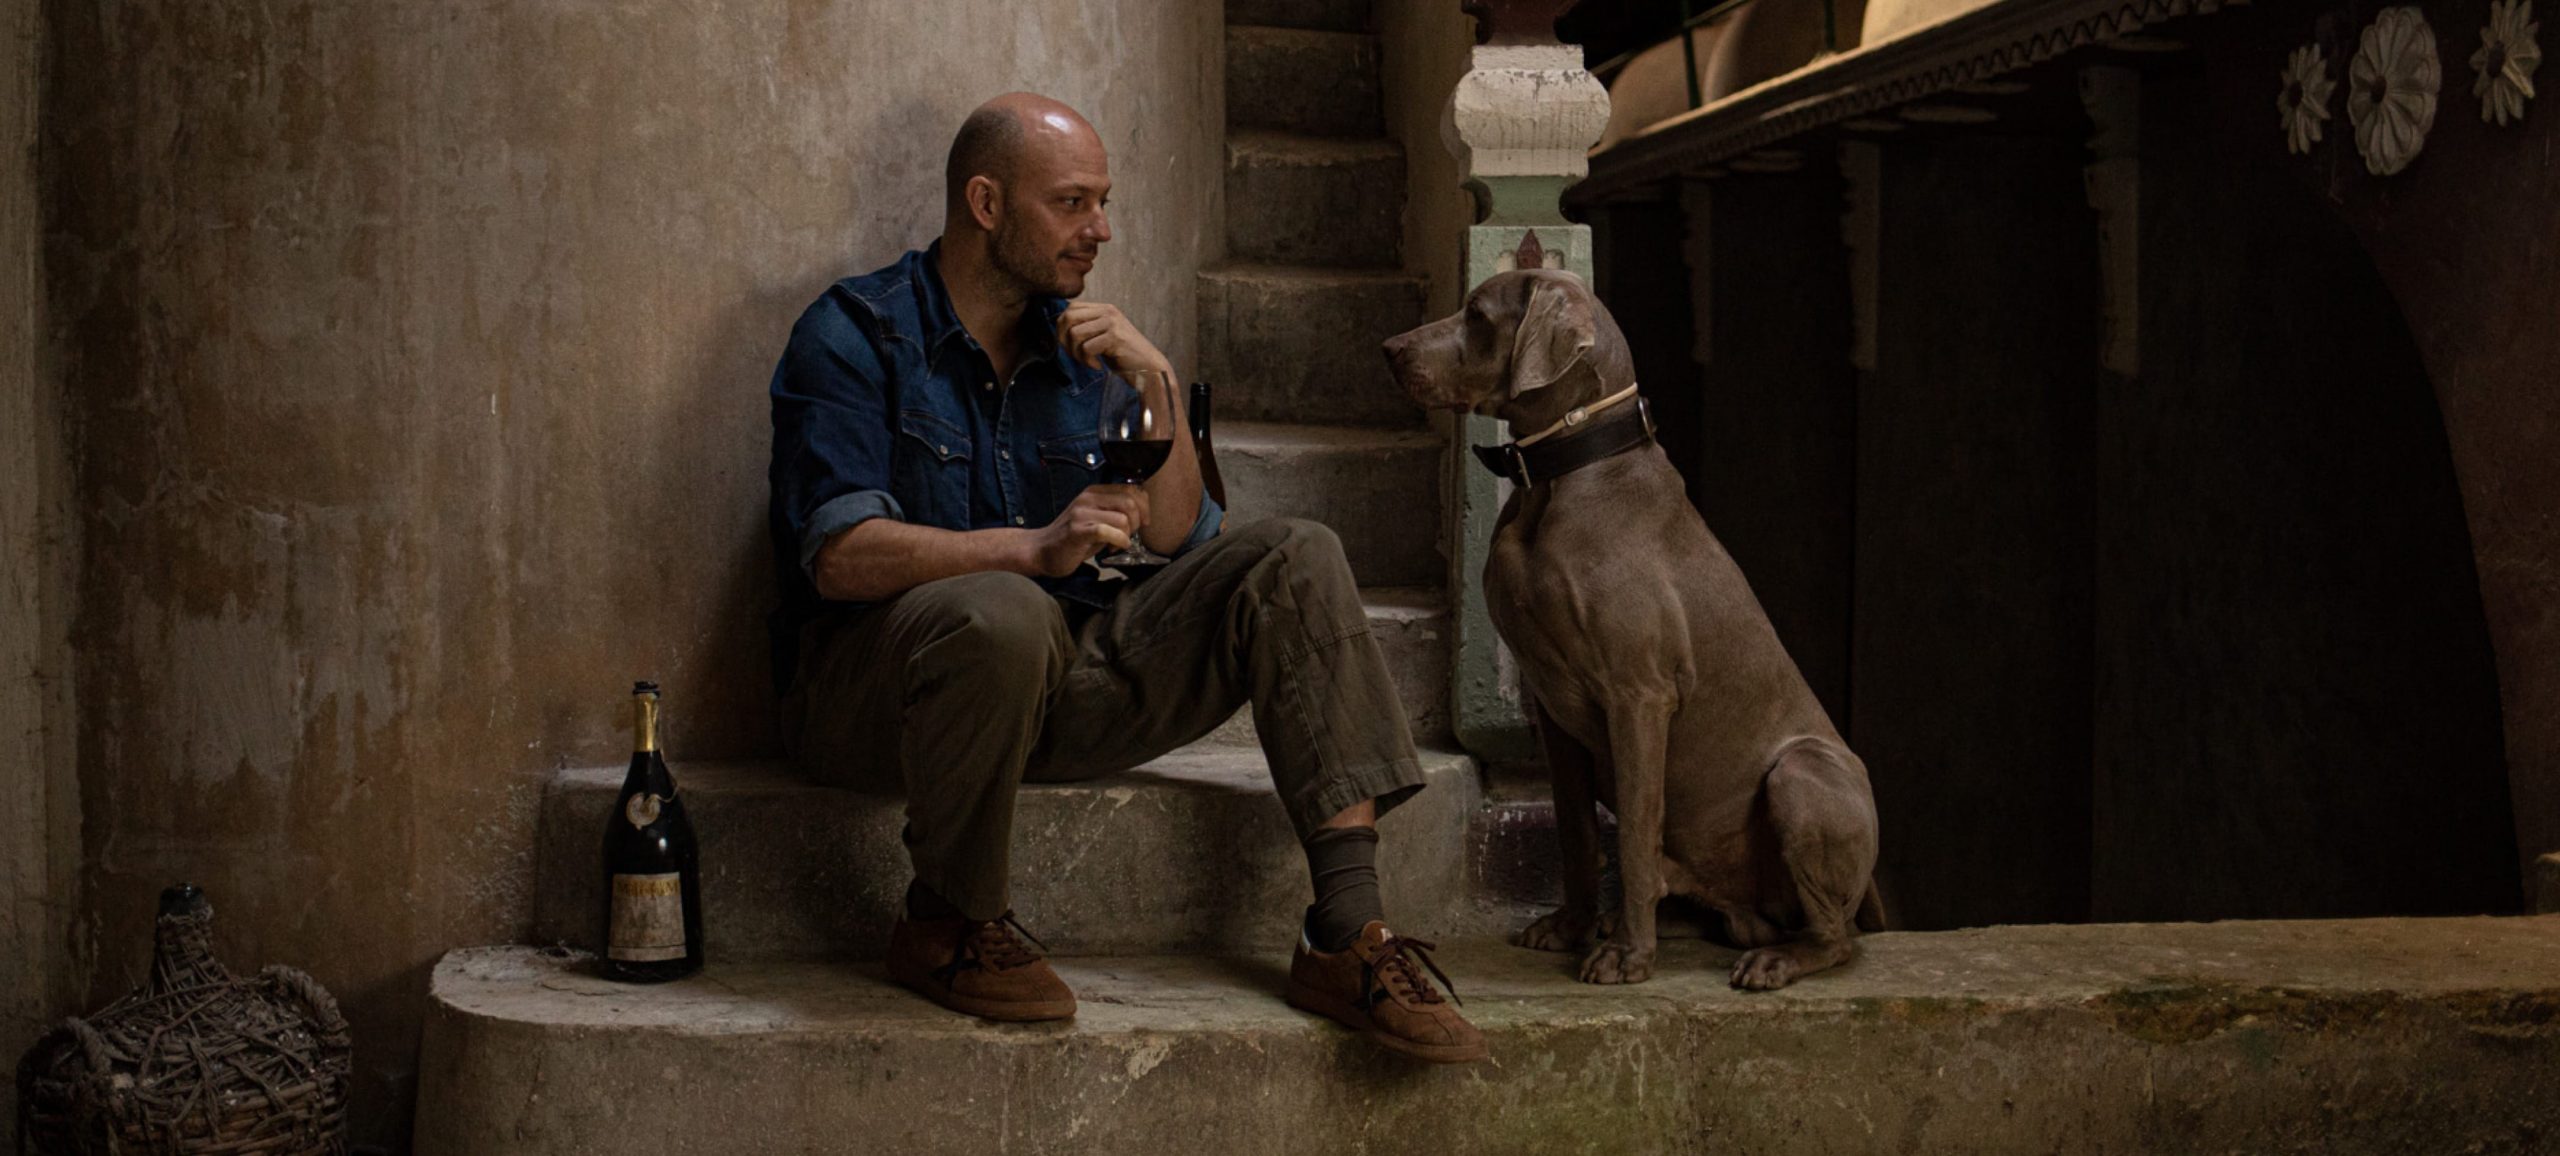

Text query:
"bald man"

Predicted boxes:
[[766, 94, 1483, 1062]]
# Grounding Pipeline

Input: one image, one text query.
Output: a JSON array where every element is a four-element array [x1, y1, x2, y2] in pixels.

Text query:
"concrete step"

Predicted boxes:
[[1219, 421, 1444, 588], [420, 916, 2560, 1155], [1226, 132, 1404, 270], [1198, 265, 1429, 428], [1227, 27, 1383, 139], [1468, 776, 1572, 917], [1228, 0, 1369, 33], [532, 747, 1490, 963], [1203, 586, 1449, 747]]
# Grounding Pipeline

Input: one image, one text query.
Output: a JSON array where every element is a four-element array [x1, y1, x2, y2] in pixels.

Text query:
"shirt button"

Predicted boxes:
[[982, 381, 995, 392], [1086, 453, 1097, 466], [1000, 449, 1011, 461], [1012, 516, 1024, 526], [937, 444, 949, 455]]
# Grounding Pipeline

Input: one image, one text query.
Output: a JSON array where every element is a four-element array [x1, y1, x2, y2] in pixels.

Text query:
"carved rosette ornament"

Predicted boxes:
[[2472, 0, 2542, 126], [2279, 44, 2339, 153], [2348, 6, 2441, 175]]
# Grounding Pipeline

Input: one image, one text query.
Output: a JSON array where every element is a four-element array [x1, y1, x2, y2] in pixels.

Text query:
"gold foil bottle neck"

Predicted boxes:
[[632, 684, 660, 753]]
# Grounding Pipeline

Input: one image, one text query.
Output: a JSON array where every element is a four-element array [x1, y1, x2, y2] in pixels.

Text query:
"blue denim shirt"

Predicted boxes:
[[767, 243, 1223, 691]]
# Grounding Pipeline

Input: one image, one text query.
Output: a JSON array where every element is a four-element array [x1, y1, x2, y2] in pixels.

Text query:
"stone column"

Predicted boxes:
[[1440, 1, 1608, 761]]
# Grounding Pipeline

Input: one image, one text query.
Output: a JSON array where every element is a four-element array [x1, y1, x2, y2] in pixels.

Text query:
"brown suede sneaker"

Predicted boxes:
[[1285, 920, 1488, 1063], [885, 911, 1076, 1022]]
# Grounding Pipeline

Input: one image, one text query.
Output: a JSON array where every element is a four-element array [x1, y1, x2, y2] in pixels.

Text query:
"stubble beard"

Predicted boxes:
[[991, 213, 1083, 301]]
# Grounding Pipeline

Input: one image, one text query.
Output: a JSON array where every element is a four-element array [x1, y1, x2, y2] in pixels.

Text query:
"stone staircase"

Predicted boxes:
[[1200, 0, 1446, 750], [408, 3, 2560, 1150], [421, 919, 2560, 1154], [525, 750, 1499, 962]]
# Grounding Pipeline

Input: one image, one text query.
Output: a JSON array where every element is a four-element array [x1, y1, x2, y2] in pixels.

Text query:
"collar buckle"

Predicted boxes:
[[1471, 441, 1531, 486]]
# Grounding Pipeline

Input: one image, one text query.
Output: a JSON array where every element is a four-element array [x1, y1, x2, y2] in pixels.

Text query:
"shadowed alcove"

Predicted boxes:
[[1584, 29, 2518, 931]]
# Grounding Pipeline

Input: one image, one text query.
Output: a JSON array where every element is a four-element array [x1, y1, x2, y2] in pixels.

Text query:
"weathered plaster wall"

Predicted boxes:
[[44, 1, 1222, 1144], [4, 0, 79, 1130], [1382, 0, 1474, 315]]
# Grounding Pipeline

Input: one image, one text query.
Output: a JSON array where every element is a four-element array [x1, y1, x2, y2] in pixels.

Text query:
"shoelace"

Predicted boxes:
[[937, 911, 1049, 980], [1364, 934, 1463, 1008]]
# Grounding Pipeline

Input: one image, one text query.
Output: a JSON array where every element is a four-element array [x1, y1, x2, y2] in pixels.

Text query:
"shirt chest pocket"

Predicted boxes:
[[893, 408, 972, 527], [1037, 432, 1102, 515]]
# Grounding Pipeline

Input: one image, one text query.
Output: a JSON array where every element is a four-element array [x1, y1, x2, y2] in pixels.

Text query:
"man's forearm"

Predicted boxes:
[[1141, 408, 1205, 553], [812, 518, 1036, 603]]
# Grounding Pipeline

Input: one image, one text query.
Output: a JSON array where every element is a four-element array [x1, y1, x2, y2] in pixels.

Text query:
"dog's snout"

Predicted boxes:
[[1382, 336, 1431, 392], [1382, 330, 1424, 378]]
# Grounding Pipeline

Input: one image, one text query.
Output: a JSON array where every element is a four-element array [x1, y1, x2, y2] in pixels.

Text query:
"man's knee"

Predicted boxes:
[[1233, 516, 1351, 573], [895, 572, 1070, 681]]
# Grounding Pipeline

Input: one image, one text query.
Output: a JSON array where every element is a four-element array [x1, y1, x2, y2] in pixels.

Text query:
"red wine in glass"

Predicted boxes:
[[1096, 366, 1177, 567], [1099, 438, 1173, 482]]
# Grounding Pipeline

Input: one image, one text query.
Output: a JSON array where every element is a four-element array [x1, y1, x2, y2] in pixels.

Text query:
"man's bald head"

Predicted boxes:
[[944, 93, 1100, 219], [941, 93, 1115, 300]]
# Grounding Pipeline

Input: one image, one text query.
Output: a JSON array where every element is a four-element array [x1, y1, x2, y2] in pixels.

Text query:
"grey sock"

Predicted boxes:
[[1302, 825, 1384, 951]]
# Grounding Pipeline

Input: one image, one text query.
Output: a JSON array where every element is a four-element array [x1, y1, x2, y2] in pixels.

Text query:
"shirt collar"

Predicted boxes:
[[917, 240, 1071, 375]]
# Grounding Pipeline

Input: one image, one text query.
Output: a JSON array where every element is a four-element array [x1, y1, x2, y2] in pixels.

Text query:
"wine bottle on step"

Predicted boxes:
[[1189, 380, 1227, 509], [600, 680, 704, 982]]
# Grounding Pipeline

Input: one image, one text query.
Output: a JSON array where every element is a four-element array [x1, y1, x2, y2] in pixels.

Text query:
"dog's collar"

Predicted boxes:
[[1515, 383, 1642, 446], [1472, 387, 1656, 488]]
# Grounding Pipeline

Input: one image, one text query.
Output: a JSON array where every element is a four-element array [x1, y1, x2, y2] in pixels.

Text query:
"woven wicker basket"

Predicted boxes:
[[15, 885, 352, 1155]]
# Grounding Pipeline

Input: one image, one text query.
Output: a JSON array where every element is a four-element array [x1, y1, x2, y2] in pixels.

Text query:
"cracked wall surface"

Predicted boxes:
[[41, 1, 1224, 1144], [3, 0, 79, 1132]]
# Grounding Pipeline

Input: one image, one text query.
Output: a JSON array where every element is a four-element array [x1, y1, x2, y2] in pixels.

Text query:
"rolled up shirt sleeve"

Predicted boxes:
[[798, 489, 905, 582], [770, 294, 902, 590]]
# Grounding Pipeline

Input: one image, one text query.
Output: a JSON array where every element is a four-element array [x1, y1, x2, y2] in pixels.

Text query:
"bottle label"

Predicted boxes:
[[608, 872, 687, 962], [624, 792, 665, 829]]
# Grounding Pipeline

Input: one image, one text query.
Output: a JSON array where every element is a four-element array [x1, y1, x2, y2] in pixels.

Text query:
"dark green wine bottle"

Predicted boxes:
[[599, 681, 704, 982], [1190, 380, 1226, 509]]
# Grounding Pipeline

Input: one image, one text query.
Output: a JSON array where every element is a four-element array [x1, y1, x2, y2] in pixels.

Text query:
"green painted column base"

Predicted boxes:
[[1449, 222, 1594, 765]]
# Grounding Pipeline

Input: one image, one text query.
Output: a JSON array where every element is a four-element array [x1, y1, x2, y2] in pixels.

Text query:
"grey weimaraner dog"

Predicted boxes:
[[1383, 268, 1883, 989]]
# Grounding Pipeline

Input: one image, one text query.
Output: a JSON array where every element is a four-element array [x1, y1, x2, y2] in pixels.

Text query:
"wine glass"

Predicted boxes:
[[1095, 365, 1178, 568]]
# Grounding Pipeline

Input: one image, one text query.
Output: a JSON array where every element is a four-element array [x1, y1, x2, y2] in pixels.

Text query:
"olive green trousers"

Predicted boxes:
[[782, 517, 1425, 921]]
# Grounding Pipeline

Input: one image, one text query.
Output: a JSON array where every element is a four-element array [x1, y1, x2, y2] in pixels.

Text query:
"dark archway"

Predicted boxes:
[[1591, 51, 2519, 927], [2089, 53, 2517, 922]]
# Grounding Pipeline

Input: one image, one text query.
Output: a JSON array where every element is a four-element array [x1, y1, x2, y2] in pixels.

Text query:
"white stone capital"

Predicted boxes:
[[1440, 45, 1611, 181]]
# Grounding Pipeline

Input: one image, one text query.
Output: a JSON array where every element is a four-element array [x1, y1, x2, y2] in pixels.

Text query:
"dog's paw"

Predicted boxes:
[[1729, 947, 1802, 991], [1515, 908, 1593, 953], [1577, 941, 1654, 985]]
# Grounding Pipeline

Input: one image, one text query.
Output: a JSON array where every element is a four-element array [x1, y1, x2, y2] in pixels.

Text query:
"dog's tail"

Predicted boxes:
[[1854, 877, 1889, 933]]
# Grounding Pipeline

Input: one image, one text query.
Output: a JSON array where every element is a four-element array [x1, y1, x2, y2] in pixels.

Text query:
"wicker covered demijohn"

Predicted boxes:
[[15, 884, 353, 1155]]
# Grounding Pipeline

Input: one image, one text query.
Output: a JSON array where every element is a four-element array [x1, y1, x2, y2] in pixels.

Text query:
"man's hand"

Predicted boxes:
[[1057, 302, 1174, 376], [1027, 483, 1151, 577]]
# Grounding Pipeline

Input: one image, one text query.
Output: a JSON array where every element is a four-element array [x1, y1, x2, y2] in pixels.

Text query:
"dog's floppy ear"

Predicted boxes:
[[1508, 275, 1597, 399]]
